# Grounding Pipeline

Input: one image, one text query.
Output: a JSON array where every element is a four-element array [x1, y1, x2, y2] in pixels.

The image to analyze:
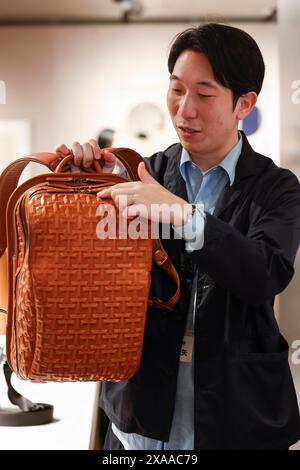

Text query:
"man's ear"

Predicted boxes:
[[236, 92, 257, 120]]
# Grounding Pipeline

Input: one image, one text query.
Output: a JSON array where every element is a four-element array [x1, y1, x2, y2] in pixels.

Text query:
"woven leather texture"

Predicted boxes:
[[13, 185, 152, 382]]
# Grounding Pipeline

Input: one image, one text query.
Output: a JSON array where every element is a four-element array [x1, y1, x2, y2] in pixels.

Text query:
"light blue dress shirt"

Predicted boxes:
[[112, 135, 242, 450]]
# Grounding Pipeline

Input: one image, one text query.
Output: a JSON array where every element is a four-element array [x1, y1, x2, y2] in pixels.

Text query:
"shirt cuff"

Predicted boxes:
[[172, 203, 206, 252]]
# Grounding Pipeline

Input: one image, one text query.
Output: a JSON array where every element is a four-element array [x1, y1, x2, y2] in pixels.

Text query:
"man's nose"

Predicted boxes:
[[178, 94, 198, 119]]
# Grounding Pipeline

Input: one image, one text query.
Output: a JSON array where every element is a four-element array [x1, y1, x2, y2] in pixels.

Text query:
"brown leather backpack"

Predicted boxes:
[[0, 148, 180, 383]]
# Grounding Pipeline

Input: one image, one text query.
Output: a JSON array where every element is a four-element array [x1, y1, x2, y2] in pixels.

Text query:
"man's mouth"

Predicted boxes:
[[178, 126, 200, 134]]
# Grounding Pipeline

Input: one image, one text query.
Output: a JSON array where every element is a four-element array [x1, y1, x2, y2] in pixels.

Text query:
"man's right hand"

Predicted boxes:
[[55, 139, 116, 173]]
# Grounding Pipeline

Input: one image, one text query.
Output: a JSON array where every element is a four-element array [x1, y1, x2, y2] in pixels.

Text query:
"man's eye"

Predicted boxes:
[[172, 88, 183, 93], [198, 94, 214, 98]]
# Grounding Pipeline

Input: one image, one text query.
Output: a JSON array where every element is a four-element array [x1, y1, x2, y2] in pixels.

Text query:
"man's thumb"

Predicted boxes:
[[138, 161, 157, 184]]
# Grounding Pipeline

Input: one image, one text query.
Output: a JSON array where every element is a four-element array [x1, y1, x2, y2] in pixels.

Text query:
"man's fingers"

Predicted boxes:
[[125, 203, 148, 219], [55, 144, 71, 156], [71, 142, 84, 167], [97, 183, 137, 199], [88, 139, 116, 172], [56, 140, 116, 172], [102, 150, 116, 163], [101, 150, 116, 173], [88, 139, 101, 160], [82, 142, 94, 168]]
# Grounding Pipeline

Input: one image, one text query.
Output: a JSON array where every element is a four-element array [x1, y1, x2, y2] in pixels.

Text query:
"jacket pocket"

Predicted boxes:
[[225, 334, 300, 449]]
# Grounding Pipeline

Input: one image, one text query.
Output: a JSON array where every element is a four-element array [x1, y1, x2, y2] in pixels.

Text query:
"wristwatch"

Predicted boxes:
[[183, 203, 197, 225], [191, 203, 197, 216]]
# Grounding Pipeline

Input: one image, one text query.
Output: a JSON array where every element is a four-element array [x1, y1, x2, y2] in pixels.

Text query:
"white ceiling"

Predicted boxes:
[[0, 0, 277, 21]]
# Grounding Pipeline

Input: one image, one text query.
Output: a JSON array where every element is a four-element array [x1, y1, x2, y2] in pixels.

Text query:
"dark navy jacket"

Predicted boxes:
[[100, 132, 300, 449]]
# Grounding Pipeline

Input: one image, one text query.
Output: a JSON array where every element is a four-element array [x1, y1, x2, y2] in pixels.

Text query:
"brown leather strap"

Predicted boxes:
[[0, 152, 63, 257], [150, 239, 181, 310], [55, 153, 103, 174], [0, 308, 6, 335], [0, 250, 8, 334], [0, 149, 180, 309], [105, 147, 143, 181]]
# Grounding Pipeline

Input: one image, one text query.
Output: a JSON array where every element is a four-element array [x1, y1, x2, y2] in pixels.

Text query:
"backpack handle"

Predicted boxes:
[[54, 147, 145, 180], [55, 153, 103, 174]]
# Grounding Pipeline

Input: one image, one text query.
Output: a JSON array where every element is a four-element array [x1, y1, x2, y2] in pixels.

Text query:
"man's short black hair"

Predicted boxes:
[[168, 23, 265, 109]]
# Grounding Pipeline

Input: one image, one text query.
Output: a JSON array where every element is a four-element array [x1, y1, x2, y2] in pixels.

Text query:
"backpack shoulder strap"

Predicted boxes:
[[150, 239, 180, 310], [0, 152, 63, 257]]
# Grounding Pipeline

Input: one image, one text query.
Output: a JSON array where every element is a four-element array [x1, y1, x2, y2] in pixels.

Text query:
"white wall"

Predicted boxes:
[[0, 22, 278, 173]]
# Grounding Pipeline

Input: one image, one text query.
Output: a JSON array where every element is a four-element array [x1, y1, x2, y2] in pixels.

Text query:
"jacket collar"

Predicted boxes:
[[162, 131, 271, 218]]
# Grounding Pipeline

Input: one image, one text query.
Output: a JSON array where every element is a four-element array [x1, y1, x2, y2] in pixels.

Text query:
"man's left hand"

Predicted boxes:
[[97, 161, 191, 225]]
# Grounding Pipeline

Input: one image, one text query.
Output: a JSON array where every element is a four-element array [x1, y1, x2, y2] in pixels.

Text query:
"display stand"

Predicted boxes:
[[0, 355, 53, 426]]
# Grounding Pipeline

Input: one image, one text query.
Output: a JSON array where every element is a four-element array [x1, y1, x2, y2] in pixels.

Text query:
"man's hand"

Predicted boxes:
[[55, 139, 116, 173], [97, 161, 192, 225]]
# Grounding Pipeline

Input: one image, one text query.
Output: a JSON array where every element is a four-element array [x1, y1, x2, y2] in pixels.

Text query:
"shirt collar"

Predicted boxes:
[[180, 132, 243, 186]]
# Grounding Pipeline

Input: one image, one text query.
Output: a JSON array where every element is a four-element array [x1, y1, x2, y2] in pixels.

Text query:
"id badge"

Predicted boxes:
[[180, 335, 194, 363]]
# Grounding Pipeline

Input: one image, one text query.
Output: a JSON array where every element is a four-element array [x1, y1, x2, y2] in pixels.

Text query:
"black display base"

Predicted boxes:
[[0, 360, 54, 427], [0, 403, 54, 426]]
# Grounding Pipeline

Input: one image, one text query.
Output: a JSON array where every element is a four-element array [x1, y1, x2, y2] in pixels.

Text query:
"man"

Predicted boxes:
[[56, 23, 300, 450]]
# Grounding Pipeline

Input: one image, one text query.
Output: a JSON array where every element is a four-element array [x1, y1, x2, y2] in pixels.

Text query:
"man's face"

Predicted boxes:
[[167, 49, 240, 165]]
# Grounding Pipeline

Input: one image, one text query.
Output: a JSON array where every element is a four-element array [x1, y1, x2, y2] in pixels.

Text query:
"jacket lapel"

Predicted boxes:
[[209, 132, 263, 218], [213, 184, 242, 219], [162, 144, 188, 201]]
